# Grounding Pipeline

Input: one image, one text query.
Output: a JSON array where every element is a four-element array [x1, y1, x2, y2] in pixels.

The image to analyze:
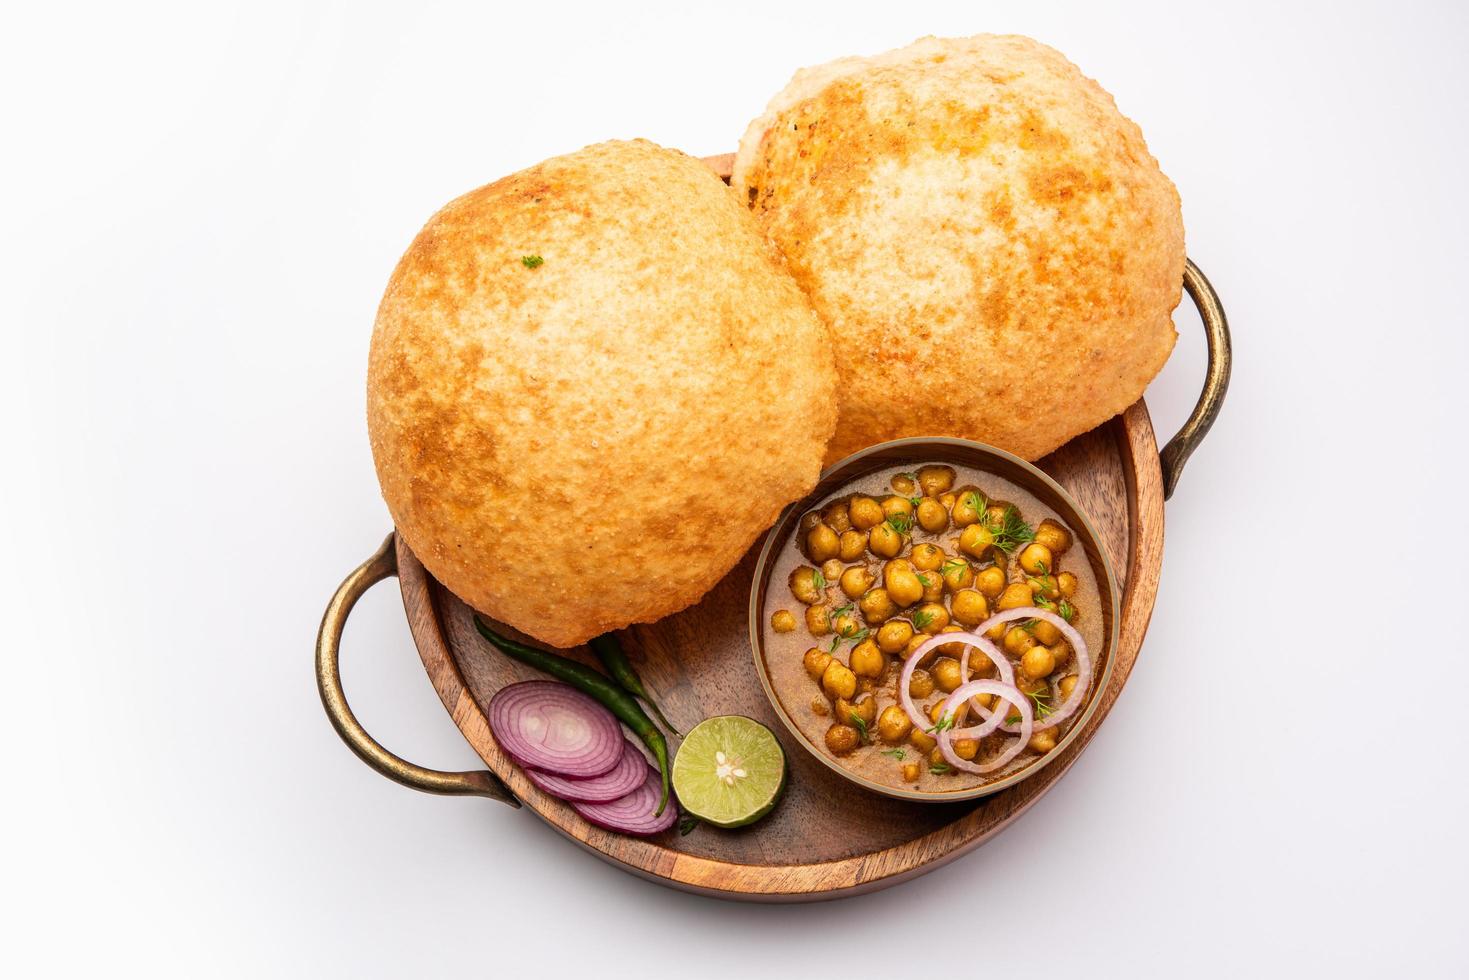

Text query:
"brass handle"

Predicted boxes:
[[316, 533, 518, 805], [1161, 259, 1232, 500]]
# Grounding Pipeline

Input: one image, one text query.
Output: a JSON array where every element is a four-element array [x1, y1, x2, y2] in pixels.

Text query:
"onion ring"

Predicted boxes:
[[936, 679, 1033, 774], [969, 607, 1092, 733], [897, 630, 1014, 734]]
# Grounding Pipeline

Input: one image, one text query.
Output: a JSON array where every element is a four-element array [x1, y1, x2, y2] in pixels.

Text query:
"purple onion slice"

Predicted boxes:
[[525, 741, 648, 802], [489, 681, 622, 778], [572, 767, 679, 837]]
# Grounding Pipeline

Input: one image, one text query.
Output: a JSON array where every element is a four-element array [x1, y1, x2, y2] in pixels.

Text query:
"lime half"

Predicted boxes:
[[673, 716, 787, 829]]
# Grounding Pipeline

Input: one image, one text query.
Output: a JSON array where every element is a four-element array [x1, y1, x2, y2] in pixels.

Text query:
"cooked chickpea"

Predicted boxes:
[[806, 523, 840, 562], [877, 705, 913, 743], [984, 502, 1010, 526], [967, 648, 997, 677], [867, 521, 903, 558], [789, 566, 822, 604], [858, 676, 877, 695], [876, 619, 914, 654], [1018, 542, 1054, 576], [1057, 571, 1078, 598], [803, 647, 832, 681], [799, 510, 823, 534], [881, 496, 914, 523], [916, 497, 949, 533], [929, 748, 948, 769], [952, 738, 980, 761], [1002, 625, 1037, 657], [805, 604, 831, 636], [819, 560, 843, 584], [931, 657, 963, 693], [890, 473, 917, 495], [997, 582, 1035, 611], [1059, 675, 1078, 699], [848, 496, 884, 530], [908, 668, 936, 700], [917, 571, 945, 603], [984, 620, 1007, 641], [825, 724, 860, 755], [831, 609, 861, 639], [910, 542, 944, 571], [840, 565, 875, 599], [836, 694, 877, 727], [958, 523, 996, 559], [902, 762, 921, 782], [954, 492, 987, 529], [810, 697, 829, 716], [884, 560, 924, 607], [927, 701, 949, 725], [850, 638, 885, 678], [950, 588, 990, 626], [819, 500, 851, 533], [1029, 572, 1061, 600], [858, 588, 897, 624], [1028, 729, 1058, 754], [1034, 519, 1072, 555], [917, 465, 956, 497], [821, 659, 857, 700], [934, 625, 968, 657], [974, 565, 1006, 599], [940, 558, 974, 592], [913, 602, 950, 634], [1030, 618, 1062, 646], [910, 728, 937, 752], [939, 491, 957, 510], [903, 633, 932, 662], [839, 529, 868, 561], [1021, 645, 1057, 680], [1051, 640, 1072, 667], [771, 610, 797, 632]]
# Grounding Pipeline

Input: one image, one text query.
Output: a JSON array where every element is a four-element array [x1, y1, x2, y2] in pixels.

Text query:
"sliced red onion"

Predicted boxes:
[[937, 679, 1033, 775], [573, 767, 679, 837], [967, 607, 1092, 734], [489, 681, 623, 778], [897, 630, 1014, 734], [524, 741, 647, 802]]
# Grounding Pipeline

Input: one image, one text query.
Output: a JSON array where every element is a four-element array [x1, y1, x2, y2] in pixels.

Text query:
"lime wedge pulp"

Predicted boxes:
[[672, 716, 787, 829]]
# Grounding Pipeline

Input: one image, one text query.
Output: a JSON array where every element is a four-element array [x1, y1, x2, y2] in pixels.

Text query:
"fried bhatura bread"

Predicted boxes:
[[733, 35, 1185, 462], [369, 140, 837, 648]]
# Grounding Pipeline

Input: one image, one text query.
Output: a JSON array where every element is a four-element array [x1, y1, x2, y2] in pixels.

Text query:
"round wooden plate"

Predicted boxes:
[[315, 156, 1231, 902]]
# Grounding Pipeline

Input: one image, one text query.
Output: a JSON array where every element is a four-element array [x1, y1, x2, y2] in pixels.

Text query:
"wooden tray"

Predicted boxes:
[[316, 157, 1231, 902]]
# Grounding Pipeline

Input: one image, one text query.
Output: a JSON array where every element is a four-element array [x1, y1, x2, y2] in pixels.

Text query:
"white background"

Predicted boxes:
[[3, 1, 1466, 976]]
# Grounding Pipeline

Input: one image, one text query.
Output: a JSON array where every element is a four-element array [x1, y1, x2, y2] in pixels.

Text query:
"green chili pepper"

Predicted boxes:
[[473, 618, 671, 816], [589, 633, 680, 737]]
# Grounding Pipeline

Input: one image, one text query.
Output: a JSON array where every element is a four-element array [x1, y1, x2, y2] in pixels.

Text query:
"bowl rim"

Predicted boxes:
[[747, 436, 1123, 804]]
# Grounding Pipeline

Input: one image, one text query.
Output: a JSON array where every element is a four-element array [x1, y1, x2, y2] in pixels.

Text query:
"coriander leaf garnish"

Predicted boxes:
[[929, 762, 952, 774], [847, 712, 871, 744], [1058, 598, 1076, 622], [1027, 688, 1055, 719], [927, 713, 955, 734], [908, 496, 923, 510], [521, 254, 544, 268], [962, 490, 987, 514], [678, 815, 700, 836], [941, 558, 969, 575], [912, 608, 936, 629], [983, 505, 1035, 554], [830, 603, 854, 619], [886, 512, 912, 535], [811, 568, 826, 590], [880, 747, 906, 759]]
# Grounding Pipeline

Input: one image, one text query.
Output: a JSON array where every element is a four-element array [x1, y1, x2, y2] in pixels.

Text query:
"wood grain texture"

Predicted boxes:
[[396, 402, 1164, 901]]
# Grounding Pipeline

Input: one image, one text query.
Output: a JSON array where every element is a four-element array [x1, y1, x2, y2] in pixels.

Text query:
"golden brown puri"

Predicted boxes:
[[732, 35, 1185, 463], [368, 139, 837, 648]]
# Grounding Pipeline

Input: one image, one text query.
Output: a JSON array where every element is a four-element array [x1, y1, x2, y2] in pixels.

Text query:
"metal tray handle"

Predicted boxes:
[[1162, 259, 1231, 499], [315, 533, 517, 805]]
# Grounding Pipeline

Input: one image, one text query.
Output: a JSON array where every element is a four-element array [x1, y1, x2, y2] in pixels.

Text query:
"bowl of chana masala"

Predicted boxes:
[[751, 438, 1121, 802]]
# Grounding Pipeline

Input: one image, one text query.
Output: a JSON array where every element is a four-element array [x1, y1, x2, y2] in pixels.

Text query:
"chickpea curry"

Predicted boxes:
[[764, 463, 1104, 794]]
